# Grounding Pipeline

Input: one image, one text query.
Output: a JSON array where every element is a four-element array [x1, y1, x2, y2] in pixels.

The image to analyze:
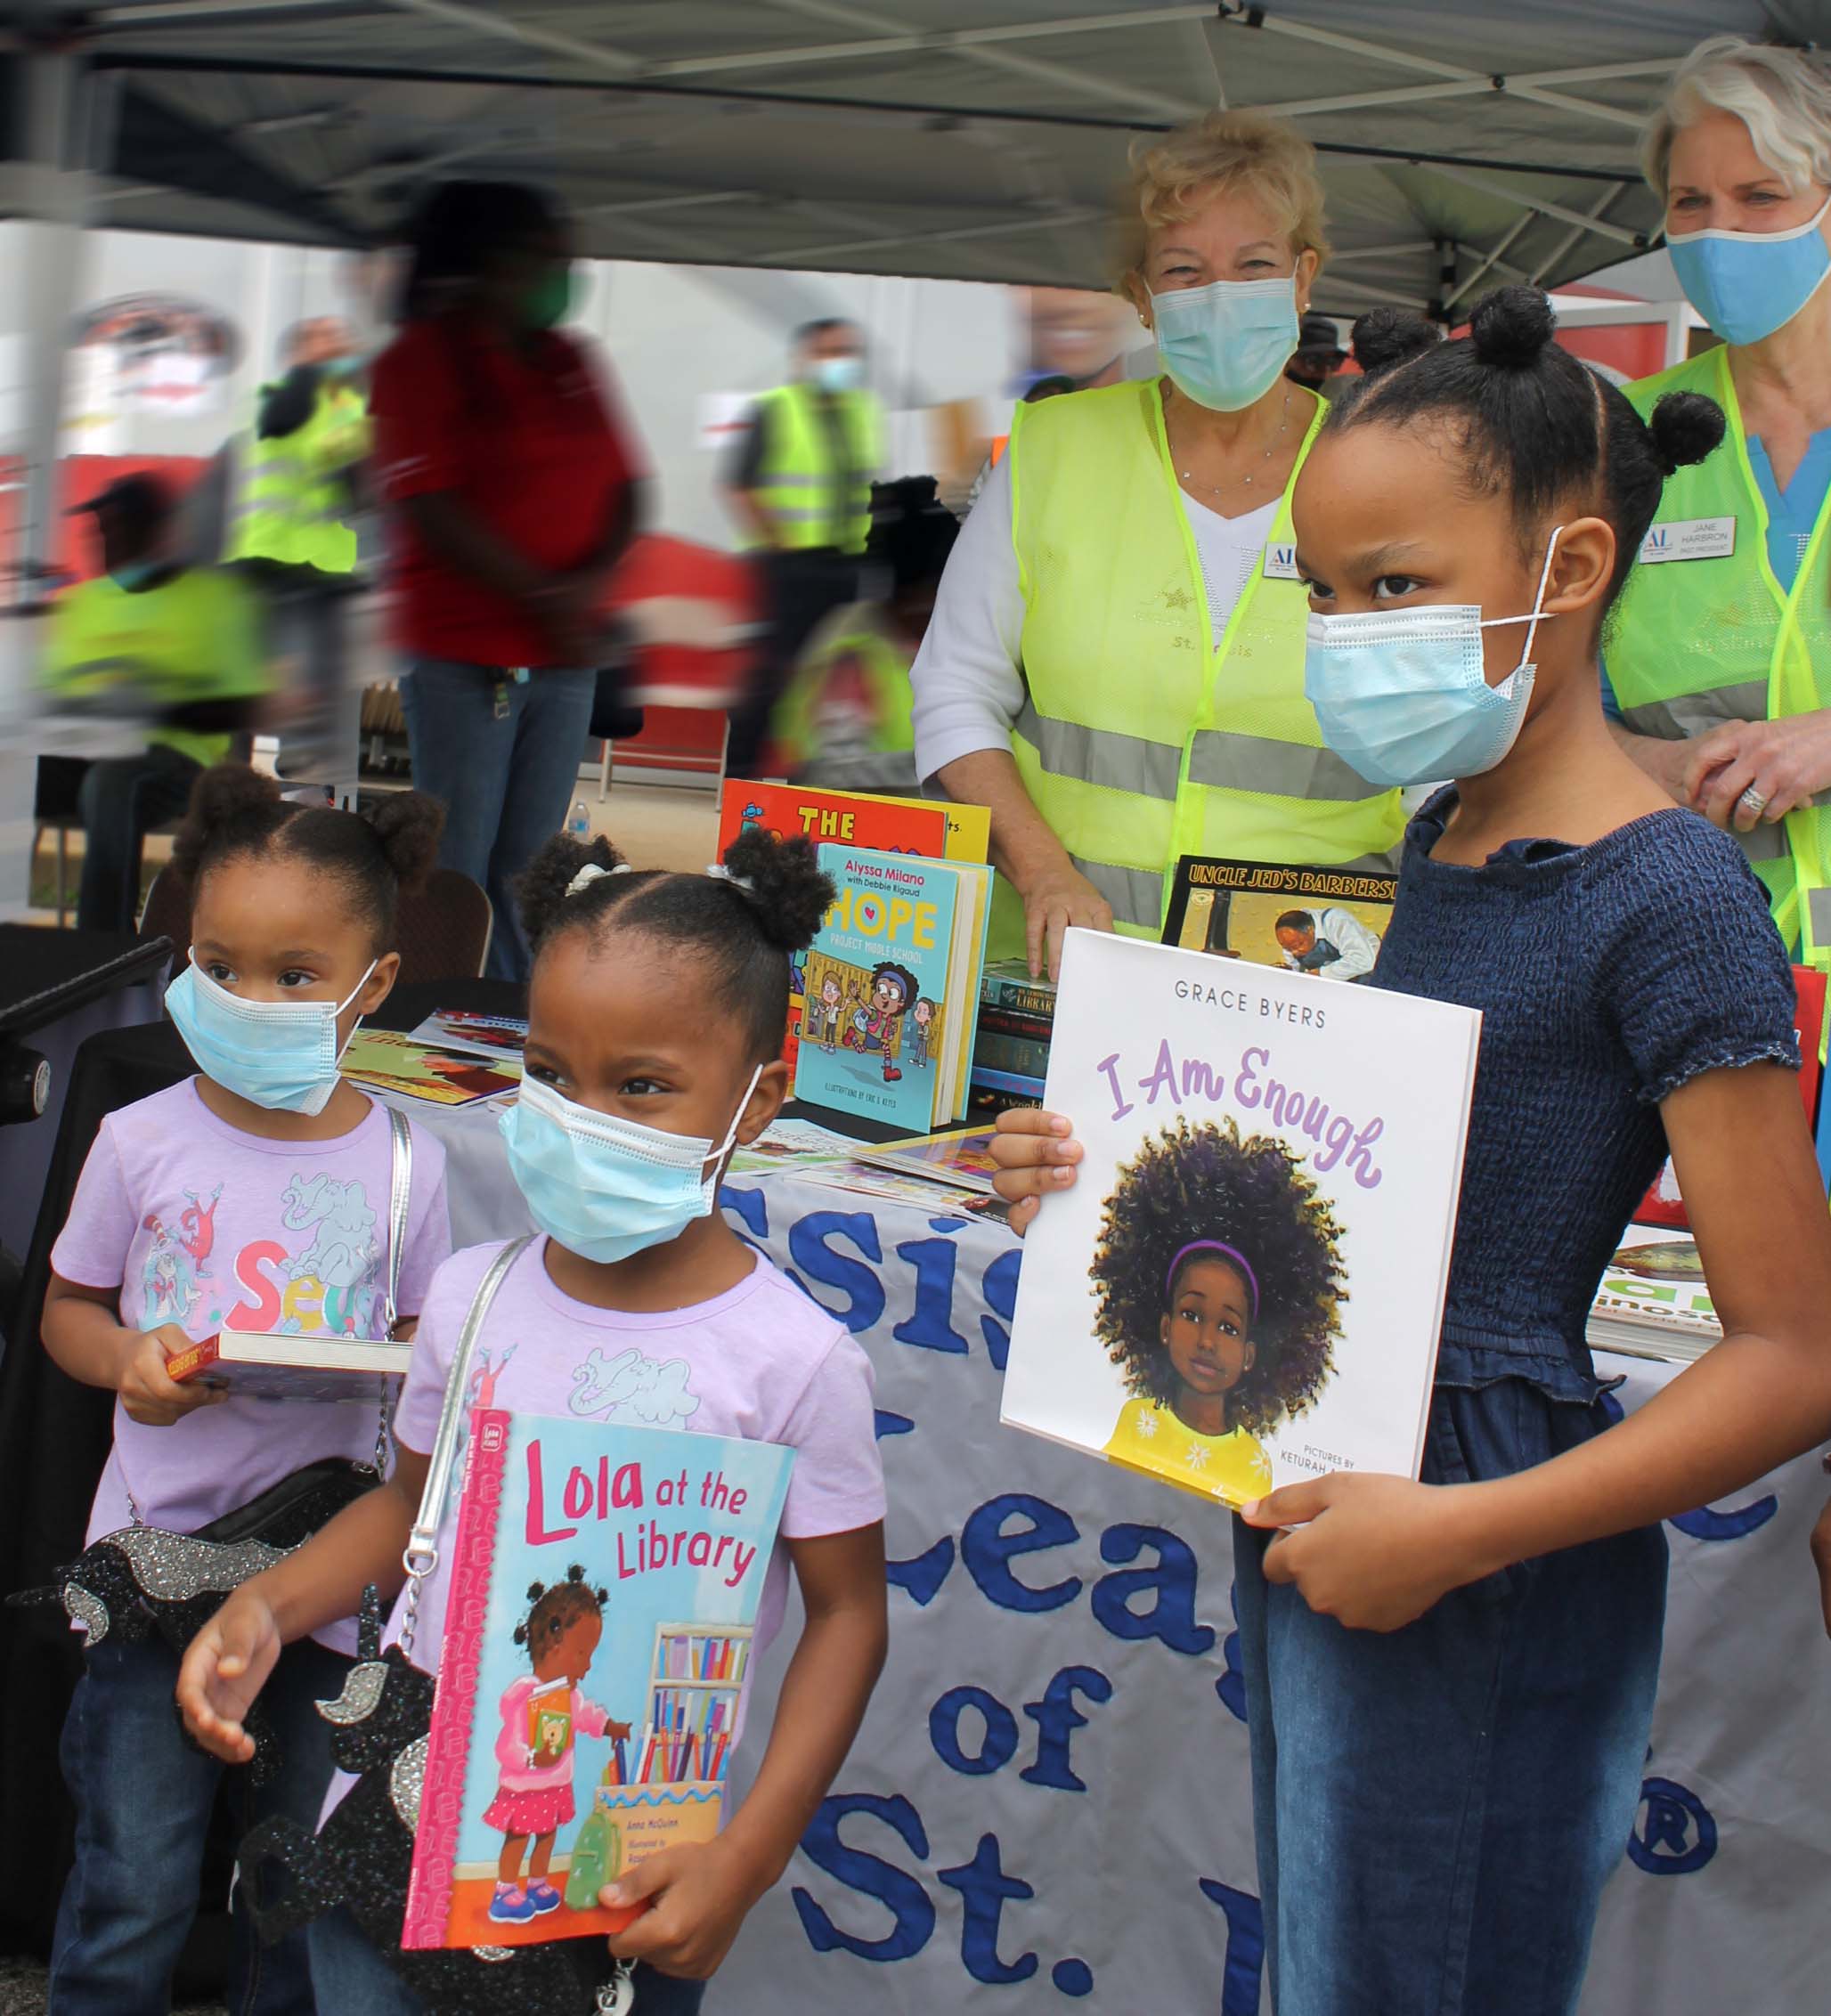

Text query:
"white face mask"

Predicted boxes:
[[1303, 526, 1564, 790]]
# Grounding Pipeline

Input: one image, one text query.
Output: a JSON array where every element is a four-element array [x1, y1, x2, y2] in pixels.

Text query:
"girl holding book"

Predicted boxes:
[[990, 287, 1831, 2014], [41, 767, 453, 2014], [176, 825, 888, 2015]]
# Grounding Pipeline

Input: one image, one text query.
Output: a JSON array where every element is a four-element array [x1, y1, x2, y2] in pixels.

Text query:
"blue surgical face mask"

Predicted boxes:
[[1668, 194, 1831, 346], [500, 1068, 761, 1266], [1303, 527, 1564, 791], [166, 953, 375, 1114], [814, 355, 863, 394], [1150, 273, 1299, 413]]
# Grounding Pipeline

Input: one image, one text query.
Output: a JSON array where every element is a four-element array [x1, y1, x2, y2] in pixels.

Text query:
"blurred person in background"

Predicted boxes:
[[41, 474, 269, 931], [1022, 285, 1137, 392], [769, 475, 960, 793], [372, 180, 647, 981], [228, 316, 370, 781], [1607, 37, 1831, 968], [967, 374, 1076, 513], [912, 111, 1404, 978], [721, 317, 884, 776], [1285, 310, 1348, 394]]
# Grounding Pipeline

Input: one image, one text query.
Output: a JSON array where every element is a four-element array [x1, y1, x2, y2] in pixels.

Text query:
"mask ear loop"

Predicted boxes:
[[1512, 523, 1565, 676], [706, 1062, 766, 1173]]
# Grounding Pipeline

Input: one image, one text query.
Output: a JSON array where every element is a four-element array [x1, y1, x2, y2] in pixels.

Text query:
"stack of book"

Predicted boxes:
[[1586, 1230, 1721, 1363], [971, 959, 1056, 1116]]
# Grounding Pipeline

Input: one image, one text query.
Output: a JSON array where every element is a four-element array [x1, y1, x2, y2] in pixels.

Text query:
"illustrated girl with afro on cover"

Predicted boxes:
[[484, 1567, 631, 1925], [1095, 1116, 1347, 1504]]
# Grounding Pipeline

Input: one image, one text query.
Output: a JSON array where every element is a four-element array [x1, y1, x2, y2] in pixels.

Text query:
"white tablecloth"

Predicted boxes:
[[381, 1094, 1831, 2015]]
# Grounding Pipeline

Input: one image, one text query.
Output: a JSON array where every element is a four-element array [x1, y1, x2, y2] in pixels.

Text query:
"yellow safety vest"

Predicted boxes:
[[229, 382, 369, 573], [750, 384, 882, 555], [41, 567, 267, 769], [1612, 345, 1831, 965], [772, 605, 916, 774], [1000, 378, 1404, 957]]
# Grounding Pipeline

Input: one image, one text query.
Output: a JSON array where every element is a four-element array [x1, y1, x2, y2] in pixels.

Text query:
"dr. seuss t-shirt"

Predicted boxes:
[[52, 1080, 452, 1650], [382, 1239, 887, 1679]]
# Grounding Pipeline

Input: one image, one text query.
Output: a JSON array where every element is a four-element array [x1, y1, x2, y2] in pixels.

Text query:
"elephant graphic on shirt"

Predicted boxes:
[[567, 1345, 701, 1428], [280, 1174, 380, 1290]]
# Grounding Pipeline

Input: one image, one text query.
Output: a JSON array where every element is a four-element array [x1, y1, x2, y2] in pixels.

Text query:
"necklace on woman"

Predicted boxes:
[[1175, 388, 1292, 498]]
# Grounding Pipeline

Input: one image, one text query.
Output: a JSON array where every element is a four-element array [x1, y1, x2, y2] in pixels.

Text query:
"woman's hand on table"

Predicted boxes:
[[989, 1110, 1082, 1236], [1019, 863, 1114, 982], [1685, 712, 1831, 833]]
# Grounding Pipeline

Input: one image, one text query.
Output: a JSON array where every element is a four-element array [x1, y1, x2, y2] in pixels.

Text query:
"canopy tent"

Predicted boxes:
[[9, 0, 1831, 315]]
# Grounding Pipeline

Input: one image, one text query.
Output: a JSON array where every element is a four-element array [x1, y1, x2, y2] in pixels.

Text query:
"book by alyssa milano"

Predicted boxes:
[[1001, 930, 1480, 1508], [403, 1413, 793, 1951]]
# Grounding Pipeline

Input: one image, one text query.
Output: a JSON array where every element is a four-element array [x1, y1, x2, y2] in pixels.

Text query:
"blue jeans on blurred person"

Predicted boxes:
[[50, 1634, 350, 2016], [1232, 1380, 1668, 2016], [309, 1904, 709, 2013], [399, 662, 596, 983]]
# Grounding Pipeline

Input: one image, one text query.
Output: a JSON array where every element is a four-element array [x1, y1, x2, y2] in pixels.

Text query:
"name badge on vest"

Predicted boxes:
[[1639, 516, 1736, 565], [1262, 543, 1301, 581]]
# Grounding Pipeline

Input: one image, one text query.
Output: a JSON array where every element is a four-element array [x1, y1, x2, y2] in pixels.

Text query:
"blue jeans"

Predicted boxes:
[[1233, 1380, 1668, 2016], [309, 1905, 709, 2014], [50, 1633, 352, 2016], [399, 661, 596, 983]]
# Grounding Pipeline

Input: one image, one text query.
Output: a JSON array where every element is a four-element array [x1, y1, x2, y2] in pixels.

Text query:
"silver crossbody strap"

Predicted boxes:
[[381, 1106, 412, 1336], [395, 1233, 534, 1662]]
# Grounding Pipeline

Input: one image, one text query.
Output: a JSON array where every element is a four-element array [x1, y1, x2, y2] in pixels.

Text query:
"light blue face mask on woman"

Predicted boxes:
[[1668, 194, 1831, 346], [1151, 273, 1299, 413], [1303, 528, 1563, 790], [166, 954, 374, 1115], [500, 1069, 761, 1265]]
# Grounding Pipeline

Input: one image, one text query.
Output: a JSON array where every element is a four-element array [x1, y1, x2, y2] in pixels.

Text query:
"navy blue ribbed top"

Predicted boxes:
[[1371, 792, 1799, 1399]]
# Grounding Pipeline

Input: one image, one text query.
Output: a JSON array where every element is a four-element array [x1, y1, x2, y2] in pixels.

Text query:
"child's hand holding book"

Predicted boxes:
[[118, 1322, 227, 1427], [987, 1109, 1083, 1235], [602, 1834, 766, 1983]]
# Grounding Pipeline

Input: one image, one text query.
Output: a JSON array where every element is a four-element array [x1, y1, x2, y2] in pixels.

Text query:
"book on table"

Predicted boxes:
[[404, 1010, 529, 1061], [853, 1124, 1001, 1195], [339, 1028, 522, 1108], [1161, 856, 1399, 982], [403, 1412, 793, 1951], [1001, 929, 1480, 1508], [717, 780, 991, 1077], [1586, 1228, 1721, 1363], [793, 842, 992, 1131], [165, 1326, 411, 1402]]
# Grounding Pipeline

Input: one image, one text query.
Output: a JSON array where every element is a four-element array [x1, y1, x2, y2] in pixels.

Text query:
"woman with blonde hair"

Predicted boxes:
[[1610, 37, 1831, 963], [911, 112, 1404, 978]]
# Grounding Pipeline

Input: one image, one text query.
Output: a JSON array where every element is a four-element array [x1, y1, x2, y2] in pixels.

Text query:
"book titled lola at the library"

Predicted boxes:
[[1002, 931, 1480, 1507], [403, 1414, 793, 1952]]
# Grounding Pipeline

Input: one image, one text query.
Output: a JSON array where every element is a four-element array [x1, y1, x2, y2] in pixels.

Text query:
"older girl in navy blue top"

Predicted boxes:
[[992, 287, 1831, 2016]]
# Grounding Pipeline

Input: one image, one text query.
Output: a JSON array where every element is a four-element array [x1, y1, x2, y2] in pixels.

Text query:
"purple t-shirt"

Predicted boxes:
[[381, 1237, 886, 1679], [51, 1079, 452, 1652]]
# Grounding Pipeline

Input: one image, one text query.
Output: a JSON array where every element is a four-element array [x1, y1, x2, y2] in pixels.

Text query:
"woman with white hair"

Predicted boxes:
[[1609, 37, 1831, 964], [910, 112, 1404, 979]]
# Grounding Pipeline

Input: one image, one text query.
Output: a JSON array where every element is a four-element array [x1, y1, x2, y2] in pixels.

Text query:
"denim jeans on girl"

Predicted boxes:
[[309, 1903, 709, 2014], [398, 662, 597, 984], [49, 1633, 352, 2016], [1233, 1379, 1668, 2016]]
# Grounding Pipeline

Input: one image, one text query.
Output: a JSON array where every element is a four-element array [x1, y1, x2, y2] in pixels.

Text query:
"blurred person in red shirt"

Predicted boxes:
[[371, 181, 647, 980]]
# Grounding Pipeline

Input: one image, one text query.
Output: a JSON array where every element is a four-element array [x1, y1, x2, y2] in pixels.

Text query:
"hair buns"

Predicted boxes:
[[1467, 286, 1557, 369], [363, 791, 444, 894], [1646, 389, 1727, 476], [1349, 307, 1439, 377]]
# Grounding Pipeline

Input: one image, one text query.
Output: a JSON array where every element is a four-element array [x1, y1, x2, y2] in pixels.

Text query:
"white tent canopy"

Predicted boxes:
[[10, 0, 1831, 314]]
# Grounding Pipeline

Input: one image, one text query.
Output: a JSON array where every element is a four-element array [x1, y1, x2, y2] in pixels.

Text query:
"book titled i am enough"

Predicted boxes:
[[1002, 931, 1480, 1508]]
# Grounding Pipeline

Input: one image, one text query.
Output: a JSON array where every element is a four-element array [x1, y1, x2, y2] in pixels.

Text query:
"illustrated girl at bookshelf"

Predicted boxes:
[[485, 1567, 631, 1925], [1095, 1117, 1344, 1504], [863, 963, 917, 1083], [908, 997, 940, 1069], [989, 279, 1831, 2016]]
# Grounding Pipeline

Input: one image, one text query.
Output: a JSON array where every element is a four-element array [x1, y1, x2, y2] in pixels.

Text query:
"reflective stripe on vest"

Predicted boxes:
[[1612, 345, 1831, 964], [1004, 378, 1403, 951], [750, 384, 880, 554]]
